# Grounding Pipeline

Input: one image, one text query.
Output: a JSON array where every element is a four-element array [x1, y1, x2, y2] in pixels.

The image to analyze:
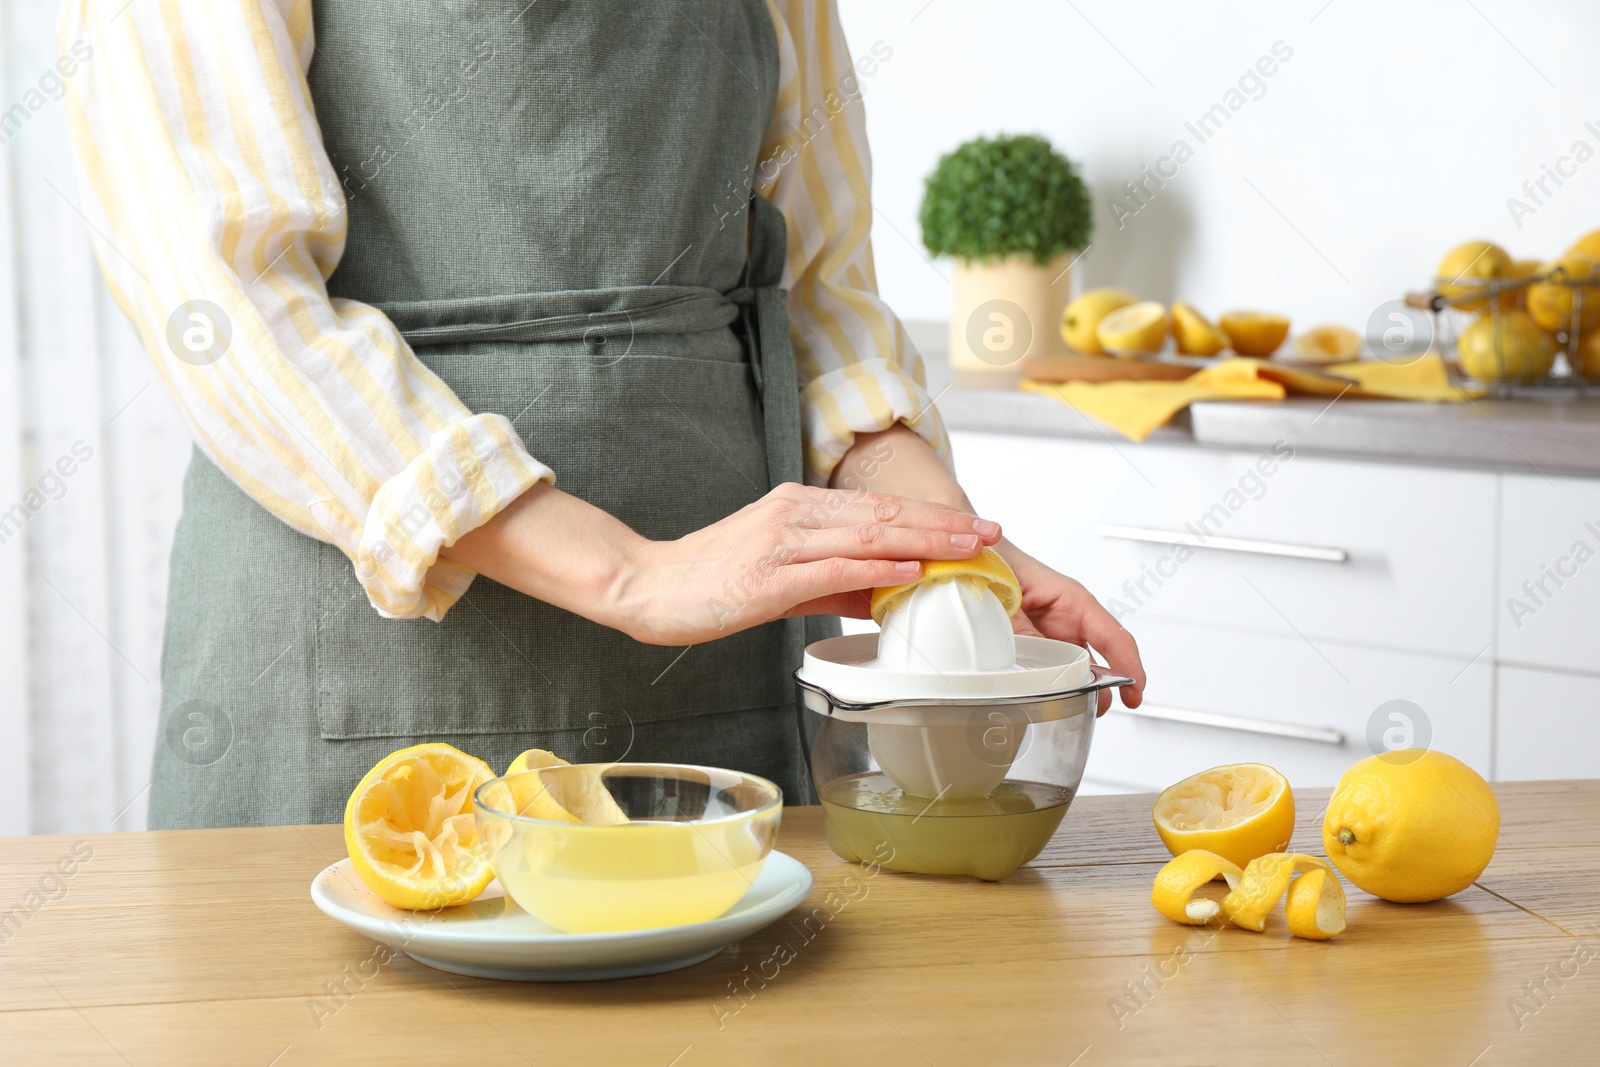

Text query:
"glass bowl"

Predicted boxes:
[[797, 634, 1130, 881], [473, 763, 781, 934]]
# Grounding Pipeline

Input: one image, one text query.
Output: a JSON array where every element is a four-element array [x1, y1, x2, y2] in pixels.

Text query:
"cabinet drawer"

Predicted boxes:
[[1079, 618, 1493, 794], [1495, 667, 1600, 781], [1497, 473, 1600, 674], [953, 431, 1497, 659]]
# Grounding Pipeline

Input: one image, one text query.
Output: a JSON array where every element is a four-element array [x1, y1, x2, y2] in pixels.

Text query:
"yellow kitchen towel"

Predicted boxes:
[[1021, 354, 1482, 441], [1325, 354, 1486, 401]]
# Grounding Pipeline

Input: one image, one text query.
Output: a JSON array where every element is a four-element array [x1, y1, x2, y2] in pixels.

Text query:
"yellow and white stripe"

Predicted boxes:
[[761, 0, 951, 484], [60, 0, 947, 621]]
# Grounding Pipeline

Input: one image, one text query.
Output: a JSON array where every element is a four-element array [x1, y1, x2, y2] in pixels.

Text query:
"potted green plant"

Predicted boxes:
[[920, 134, 1092, 383]]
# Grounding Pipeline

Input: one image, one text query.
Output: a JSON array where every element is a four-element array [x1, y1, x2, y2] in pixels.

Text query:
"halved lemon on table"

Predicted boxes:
[[343, 743, 496, 910], [1219, 311, 1291, 356], [1152, 762, 1296, 869], [868, 546, 1022, 625]]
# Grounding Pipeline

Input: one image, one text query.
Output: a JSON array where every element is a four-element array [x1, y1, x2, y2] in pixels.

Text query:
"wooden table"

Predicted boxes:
[[3, 782, 1597, 1066]]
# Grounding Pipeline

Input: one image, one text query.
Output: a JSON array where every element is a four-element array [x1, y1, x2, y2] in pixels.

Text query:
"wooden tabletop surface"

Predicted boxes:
[[2, 781, 1597, 1066]]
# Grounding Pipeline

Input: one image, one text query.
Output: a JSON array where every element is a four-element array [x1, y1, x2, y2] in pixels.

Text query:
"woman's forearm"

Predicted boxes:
[[438, 473, 1000, 645], [439, 482, 645, 632], [831, 424, 977, 514]]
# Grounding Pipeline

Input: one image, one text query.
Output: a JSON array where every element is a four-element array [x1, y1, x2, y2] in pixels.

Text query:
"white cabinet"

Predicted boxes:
[[1078, 617, 1492, 795], [954, 431, 1498, 658], [948, 429, 1592, 788], [1495, 667, 1600, 781], [1497, 473, 1600, 675]]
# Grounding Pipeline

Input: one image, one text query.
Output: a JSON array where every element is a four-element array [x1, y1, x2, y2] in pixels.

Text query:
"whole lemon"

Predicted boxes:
[[1495, 258, 1543, 311], [1061, 288, 1137, 354], [1436, 240, 1511, 312], [1568, 230, 1600, 259], [1322, 749, 1499, 903], [1526, 252, 1600, 333], [1456, 310, 1556, 382]]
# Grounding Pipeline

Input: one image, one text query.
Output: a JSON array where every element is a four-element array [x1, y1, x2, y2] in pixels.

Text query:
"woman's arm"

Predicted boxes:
[[441, 480, 1001, 645], [61, 0, 548, 621]]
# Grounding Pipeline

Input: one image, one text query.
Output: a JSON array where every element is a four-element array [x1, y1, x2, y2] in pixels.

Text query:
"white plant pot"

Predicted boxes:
[[948, 252, 1075, 386]]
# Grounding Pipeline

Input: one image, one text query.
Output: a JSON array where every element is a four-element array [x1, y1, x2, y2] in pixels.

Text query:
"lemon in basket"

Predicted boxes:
[[1526, 252, 1600, 334], [1436, 240, 1511, 311], [1457, 310, 1556, 382]]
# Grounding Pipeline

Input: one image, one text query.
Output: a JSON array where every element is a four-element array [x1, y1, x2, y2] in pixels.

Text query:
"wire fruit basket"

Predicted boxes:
[[1407, 261, 1600, 397]]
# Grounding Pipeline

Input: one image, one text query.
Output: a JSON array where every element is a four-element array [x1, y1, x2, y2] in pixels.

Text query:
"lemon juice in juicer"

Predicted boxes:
[[797, 550, 1130, 880]]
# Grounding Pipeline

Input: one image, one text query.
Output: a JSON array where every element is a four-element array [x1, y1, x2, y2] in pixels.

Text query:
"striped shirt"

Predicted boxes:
[[59, 0, 950, 621]]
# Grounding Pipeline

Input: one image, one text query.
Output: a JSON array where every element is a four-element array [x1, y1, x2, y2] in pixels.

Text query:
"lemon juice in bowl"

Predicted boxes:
[[475, 763, 780, 934], [821, 773, 1073, 882]]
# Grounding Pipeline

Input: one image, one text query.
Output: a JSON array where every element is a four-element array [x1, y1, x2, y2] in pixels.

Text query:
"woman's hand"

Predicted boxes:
[[997, 540, 1145, 714], [441, 480, 1000, 646], [614, 483, 1001, 644], [831, 424, 1146, 715]]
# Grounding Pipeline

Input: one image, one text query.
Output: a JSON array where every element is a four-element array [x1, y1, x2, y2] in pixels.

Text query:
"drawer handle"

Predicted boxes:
[[1098, 524, 1348, 563], [1114, 702, 1346, 745]]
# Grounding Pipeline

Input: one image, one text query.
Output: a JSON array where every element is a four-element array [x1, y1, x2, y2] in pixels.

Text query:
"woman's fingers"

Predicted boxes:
[[781, 524, 988, 565], [778, 556, 922, 608], [778, 488, 1001, 542], [1078, 598, 1146, 709]]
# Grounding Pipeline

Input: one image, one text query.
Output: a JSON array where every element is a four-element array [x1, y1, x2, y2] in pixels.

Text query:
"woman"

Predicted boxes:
[[63, 0, 1143, 827]]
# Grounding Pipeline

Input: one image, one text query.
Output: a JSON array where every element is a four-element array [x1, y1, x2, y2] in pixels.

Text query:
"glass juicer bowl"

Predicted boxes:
[[796, 577, 1130, 881]]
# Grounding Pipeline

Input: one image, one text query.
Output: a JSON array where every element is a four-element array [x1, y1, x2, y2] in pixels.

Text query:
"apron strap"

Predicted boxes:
[[737, 193, 803, 490], [376, 286, 742, 347]]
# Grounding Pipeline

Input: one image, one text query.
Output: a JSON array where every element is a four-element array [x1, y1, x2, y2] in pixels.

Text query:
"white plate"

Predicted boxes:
[[309, 851, 812, 982]]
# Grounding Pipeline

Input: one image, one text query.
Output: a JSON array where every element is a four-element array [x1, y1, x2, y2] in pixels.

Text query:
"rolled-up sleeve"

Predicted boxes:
[[760, 0, 953, 486]]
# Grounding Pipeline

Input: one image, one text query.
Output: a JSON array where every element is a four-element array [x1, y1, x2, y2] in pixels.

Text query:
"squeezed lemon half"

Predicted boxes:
[[495, 748, 629, 826], [869, 545, 1022, 625], [343, 743, 496, 910], [1152, 762, 1295, 869]]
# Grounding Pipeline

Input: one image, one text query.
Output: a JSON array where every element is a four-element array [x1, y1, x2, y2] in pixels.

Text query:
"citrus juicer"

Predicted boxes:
[[796, 575, 1131, 881]]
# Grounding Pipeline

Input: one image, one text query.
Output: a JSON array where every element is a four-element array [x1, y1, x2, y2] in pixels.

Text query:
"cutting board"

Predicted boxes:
[[1018, 351, 1198, 382]]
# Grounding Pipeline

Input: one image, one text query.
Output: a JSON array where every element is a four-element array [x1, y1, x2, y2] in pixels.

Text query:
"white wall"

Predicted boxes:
[[840, 0, 1600, 330], [2, 0, 192, 836]]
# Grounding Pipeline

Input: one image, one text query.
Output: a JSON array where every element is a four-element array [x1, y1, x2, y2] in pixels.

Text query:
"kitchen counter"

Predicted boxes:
[[911, 323, 1600, 477], [4, 781, 1596, 1065]]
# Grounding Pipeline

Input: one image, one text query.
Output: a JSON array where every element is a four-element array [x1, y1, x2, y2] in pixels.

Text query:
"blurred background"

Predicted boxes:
[[2, 0, 1597, 835]]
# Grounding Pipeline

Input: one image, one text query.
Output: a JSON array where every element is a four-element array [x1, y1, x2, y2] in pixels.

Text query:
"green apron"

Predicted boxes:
[[149, 0, 835, 828]]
